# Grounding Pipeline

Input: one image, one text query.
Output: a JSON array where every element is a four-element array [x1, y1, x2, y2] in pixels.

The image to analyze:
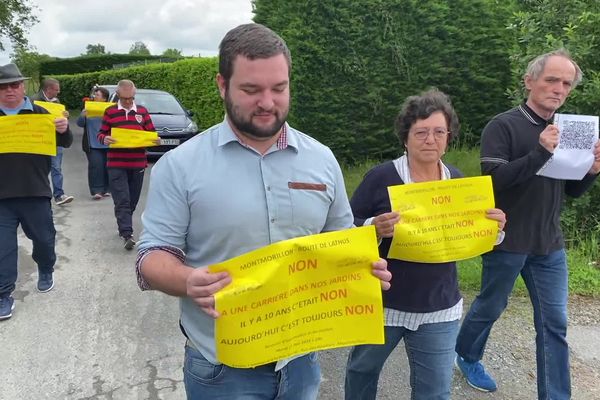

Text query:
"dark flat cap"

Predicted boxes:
[[0, 63, 30, 84]]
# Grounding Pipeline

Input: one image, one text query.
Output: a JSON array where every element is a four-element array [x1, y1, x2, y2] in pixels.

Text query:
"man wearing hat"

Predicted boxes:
[[0, 63, 73, 320]]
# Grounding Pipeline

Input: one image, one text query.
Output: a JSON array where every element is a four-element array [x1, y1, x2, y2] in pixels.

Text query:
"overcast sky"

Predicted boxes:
[[0, 0, 254, 65]]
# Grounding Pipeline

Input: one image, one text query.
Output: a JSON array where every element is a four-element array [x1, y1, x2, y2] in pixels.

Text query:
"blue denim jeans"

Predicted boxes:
[[0, 198, 56, 296], [86, 149, 109, 195], [50, 146, 64, 198], [183, 345, 320, 399], [455, 249, 569, 400], [345, 321, 459, 400]]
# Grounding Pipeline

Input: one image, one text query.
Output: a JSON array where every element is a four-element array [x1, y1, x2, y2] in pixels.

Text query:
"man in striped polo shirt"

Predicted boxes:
[[97, 80, 156, 250]]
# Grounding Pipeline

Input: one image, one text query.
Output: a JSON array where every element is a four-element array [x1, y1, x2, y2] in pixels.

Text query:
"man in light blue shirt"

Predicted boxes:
[[136, 23, 391, 400]]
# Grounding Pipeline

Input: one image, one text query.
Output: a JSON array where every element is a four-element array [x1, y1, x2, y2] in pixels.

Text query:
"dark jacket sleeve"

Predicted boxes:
[[57, 126, 73, 148], [480, 118, 552, 192], [350, 174, 374, 227]]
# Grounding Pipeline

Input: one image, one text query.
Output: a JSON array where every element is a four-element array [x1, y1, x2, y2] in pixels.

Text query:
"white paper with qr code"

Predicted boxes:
[[536, 113, 599, 180]]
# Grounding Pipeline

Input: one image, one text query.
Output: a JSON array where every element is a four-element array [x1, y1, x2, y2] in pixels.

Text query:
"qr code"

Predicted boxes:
[[559, 120, 596, 150]]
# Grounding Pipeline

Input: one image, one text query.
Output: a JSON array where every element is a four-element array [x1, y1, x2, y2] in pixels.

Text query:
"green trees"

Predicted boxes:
[[507, 0, 600, 115], [0, 0, 38, 52], [129, 41, 151, 56], [11, 47, 53, 78], [253, 0, 514, 161], [162, 48, 183, 58], [84, 44, 107, 56]]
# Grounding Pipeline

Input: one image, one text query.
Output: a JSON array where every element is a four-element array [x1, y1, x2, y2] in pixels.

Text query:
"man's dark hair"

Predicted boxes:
[[218, 23, 291, 84], [395, 88, 460, 147], [94, 86, 110, 101]]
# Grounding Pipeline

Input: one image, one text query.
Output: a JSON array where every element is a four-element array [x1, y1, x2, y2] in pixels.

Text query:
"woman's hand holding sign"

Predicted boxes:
[[372, 212, 401, 238]]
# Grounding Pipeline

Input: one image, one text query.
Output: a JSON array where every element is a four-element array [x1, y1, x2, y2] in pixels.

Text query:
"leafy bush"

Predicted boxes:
[[39, 54, 167, 80]]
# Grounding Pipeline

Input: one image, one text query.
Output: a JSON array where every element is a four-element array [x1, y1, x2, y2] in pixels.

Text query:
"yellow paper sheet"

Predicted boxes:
[[0, 114, 56, 156], [33, 100, 66, 118], [109, 127, 157, 148], [85, 101, 115, 118], [388, 176, 496, 262], [209, 225, 384, 368]]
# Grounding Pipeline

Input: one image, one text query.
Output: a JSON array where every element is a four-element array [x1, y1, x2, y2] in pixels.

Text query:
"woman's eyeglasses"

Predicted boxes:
[[412, 128, 449, 140]]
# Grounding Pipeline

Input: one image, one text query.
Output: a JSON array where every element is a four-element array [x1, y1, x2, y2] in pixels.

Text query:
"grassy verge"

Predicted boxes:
[[342, 148, 600, 297]]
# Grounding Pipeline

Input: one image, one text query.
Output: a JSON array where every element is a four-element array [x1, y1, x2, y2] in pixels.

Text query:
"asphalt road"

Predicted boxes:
[[1, 123, 599, 399]]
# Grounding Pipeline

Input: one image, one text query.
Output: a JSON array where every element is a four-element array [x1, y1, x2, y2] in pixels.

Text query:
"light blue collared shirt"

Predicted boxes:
[[0, 96, 33, 115], [138, 118, 353, 365]]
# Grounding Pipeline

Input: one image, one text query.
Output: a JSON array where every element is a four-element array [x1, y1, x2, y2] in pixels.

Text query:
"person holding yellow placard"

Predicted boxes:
[[344, 89, 505, 400], [135, 24, 391, 400], [97, 80, 157, 250], [0, 63, 72, 321], [77, 86, 111, 199], [32, 78, 74, 206]]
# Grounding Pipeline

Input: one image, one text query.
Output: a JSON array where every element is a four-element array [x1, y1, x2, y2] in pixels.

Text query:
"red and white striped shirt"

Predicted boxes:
[[97, 104, 155, 169]]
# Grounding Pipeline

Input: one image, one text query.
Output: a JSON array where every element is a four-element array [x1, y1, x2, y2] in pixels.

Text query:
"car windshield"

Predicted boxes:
[[134, 92, 185, 115]]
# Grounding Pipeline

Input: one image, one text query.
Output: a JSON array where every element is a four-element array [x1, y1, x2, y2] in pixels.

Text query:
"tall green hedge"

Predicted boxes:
[[39, 54, 167, 80], [253, 0, 515, 161], [54, 58, 223, 130]]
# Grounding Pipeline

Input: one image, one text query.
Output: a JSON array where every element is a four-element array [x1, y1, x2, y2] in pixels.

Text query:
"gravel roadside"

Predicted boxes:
[[319, 293, 600, 399]]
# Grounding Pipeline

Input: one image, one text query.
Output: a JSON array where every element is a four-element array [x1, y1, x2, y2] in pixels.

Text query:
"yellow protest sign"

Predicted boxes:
[[109, 127, 157, 148], [85, 101, 114, 117], [209, 226, 384, 368], [388, 176, 496, 263], [33, 100, 66, 118], [0, 114, 56, 156]]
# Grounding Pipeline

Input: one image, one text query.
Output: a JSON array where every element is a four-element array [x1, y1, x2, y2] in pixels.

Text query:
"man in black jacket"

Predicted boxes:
[[0, 64, 73, 321], [455, 49, 600, 399]]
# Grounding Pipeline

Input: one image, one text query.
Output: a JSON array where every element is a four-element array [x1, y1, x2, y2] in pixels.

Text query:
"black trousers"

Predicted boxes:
[[108, 168, 144, 237]]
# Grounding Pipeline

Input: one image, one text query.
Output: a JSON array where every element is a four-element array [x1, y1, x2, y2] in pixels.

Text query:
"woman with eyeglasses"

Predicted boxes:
[[344, 89, 506, 400]]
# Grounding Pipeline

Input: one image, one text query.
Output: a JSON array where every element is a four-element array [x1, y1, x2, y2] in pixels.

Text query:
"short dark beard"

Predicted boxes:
[[224, 89, 288, 140]]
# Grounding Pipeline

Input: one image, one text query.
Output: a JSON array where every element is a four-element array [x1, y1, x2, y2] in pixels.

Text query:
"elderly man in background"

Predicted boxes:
[[455, 49, 600, 400], [0, 64, 72, 320], [97, 79, 156, 250]]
